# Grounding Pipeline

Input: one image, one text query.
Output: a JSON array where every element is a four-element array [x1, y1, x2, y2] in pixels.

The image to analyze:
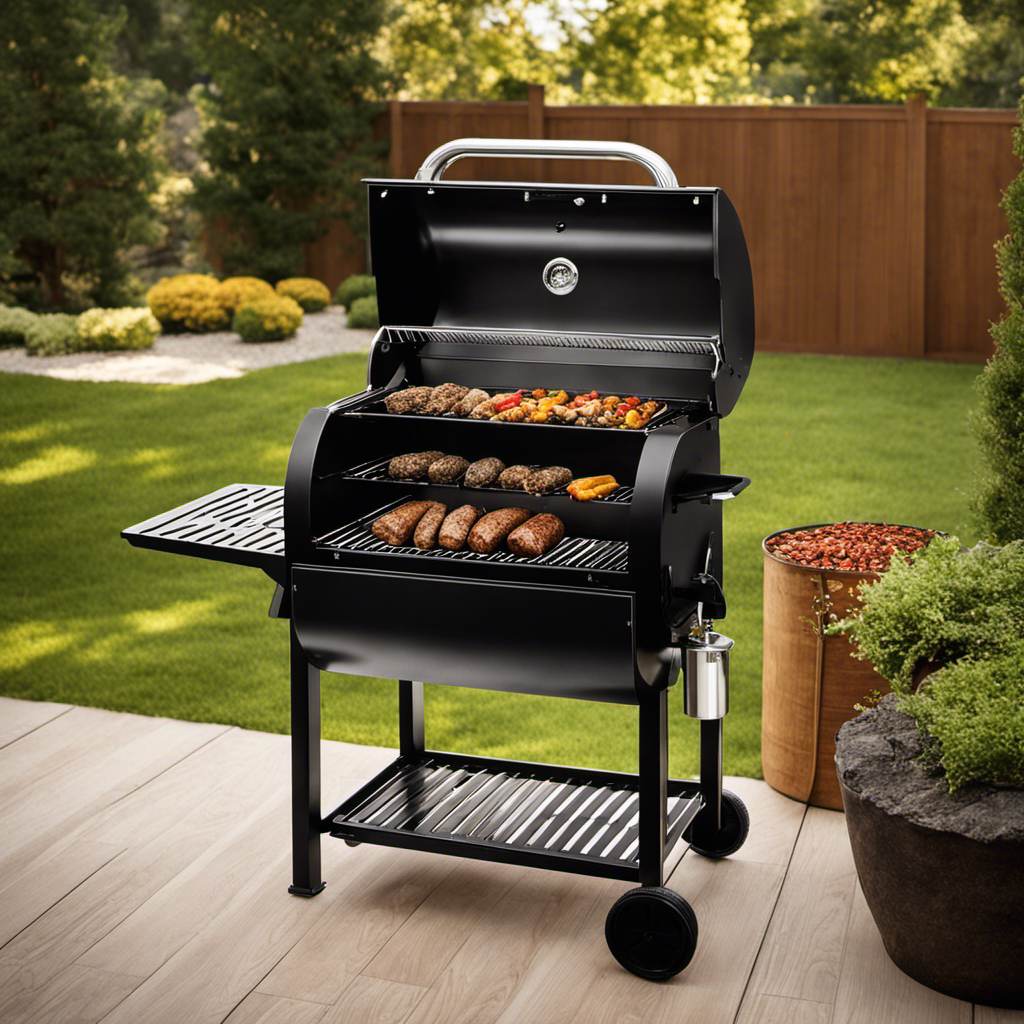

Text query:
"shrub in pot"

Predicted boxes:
[[833, 536, 1024, 1008]]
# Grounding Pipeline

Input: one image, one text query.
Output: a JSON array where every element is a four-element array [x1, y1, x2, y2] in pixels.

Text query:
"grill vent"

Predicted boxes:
[[386, 325, 720, 358]]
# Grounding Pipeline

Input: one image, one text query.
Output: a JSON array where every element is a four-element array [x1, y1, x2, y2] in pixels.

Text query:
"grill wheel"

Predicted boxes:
[[604, 886, 699, 980]]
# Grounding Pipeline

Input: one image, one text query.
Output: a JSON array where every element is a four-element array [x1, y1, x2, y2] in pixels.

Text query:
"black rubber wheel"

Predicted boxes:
[[604, 886, 698, 980], [688, 790, 750, 859]]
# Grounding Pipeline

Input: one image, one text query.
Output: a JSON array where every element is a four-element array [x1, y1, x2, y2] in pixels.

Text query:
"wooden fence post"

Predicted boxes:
[[906, 94, 928, 357], [390, 99, 404, 178]]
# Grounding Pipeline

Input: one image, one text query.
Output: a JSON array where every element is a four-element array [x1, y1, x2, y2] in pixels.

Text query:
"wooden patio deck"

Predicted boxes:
[[1, 697, 1020, 1024]]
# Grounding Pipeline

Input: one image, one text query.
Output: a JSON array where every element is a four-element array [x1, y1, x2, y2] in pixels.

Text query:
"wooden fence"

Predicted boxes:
[[312, 89, 1020, 362]]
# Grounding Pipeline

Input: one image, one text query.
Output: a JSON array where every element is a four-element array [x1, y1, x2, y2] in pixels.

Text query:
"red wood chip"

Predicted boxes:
[[765, 522, 935, 572]]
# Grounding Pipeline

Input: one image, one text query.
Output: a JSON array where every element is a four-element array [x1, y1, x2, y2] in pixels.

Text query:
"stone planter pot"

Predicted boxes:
[[836, 697, 1024, 1008]]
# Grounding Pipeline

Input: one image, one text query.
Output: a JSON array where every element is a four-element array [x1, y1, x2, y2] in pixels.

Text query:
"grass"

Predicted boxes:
[[0, 353, 983, 781]]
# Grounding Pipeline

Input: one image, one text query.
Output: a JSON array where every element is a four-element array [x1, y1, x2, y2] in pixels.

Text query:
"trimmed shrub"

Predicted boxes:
[[232, 295, 303, 342], [77, 308, 160, 351], [146, 274, 229, 332], [334, 274, 375, 309], [275, 277, 330, 312], [346, 294, 378, 329], [0, 306, 39, 348], [217, 276, 275, 316], [24, 313, 79, 356]]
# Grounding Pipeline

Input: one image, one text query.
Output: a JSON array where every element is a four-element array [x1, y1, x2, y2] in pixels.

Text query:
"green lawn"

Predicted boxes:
[[0, 353, 982, 780]]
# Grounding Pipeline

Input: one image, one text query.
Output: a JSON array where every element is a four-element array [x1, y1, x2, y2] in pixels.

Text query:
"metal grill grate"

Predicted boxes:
[[341, 455, 634, 504], [385, 324, 720, 357], [317, 499, 629, 572], [332, 755, 699, 869]]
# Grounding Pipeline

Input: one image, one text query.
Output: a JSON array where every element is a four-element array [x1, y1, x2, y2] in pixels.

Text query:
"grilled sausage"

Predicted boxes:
[[424, 383, 470, 415], [427, 455, 469, 484], [466, 507, 533, 554], [449, 388, 490, 417], [371, 501, 434, 546], [497, 465, 532, 490], [523, 466, 572, 495], [384, 386, 433, 414], [464, 457, 505, 488], [438, 504, 485, 550], [412, 502, 448, 549], [388, 451, 445, 480], [507, 514, 565, 557]]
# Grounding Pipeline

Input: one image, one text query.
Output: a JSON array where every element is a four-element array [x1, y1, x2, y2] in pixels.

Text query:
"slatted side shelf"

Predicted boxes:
[[121, 484, 286, 585], [327, 752, 703, 883]]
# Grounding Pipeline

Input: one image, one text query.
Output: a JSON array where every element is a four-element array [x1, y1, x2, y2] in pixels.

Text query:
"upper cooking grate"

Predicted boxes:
[[384, 325, 721, 358]]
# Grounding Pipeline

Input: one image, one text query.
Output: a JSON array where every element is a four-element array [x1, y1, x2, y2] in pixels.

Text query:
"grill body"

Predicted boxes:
[[122, 138, 755, 981]]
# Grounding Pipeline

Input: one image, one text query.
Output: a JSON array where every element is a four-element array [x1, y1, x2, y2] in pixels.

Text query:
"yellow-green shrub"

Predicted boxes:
[[78, 307, 161, 351], [275, 277, 330, 312], [346, 294, 378, 329], [334, 274, 375, 309], [24, 313, 78, 356], [233, 295, 303, 342], [146, 274, 229, 332], [217, 276, 275, 315]]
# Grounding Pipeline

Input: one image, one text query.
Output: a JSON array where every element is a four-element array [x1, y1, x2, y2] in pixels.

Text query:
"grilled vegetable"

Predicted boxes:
[[567, 475, 619, 501]]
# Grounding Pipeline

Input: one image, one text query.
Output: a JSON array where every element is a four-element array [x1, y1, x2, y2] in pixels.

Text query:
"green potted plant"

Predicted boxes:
[[831, 536, 1024, 1008]]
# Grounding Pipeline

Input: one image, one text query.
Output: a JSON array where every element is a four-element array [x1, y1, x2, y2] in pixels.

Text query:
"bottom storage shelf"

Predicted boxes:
[[326, 751, 703, 882]]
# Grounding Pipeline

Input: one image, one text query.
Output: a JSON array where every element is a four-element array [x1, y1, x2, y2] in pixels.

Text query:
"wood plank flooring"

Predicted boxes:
[[0, 696, 1020, 1024]]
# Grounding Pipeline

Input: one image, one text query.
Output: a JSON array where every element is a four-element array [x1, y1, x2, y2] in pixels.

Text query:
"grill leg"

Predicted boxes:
[[691, 718, 723, 847], [637, 689, 667, 887], [289, 624, 325, 897], [399, 680, 424, 756]]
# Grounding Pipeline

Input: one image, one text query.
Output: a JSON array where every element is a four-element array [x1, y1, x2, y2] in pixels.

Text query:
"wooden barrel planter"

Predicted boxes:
[[761, 525, 890, 810]]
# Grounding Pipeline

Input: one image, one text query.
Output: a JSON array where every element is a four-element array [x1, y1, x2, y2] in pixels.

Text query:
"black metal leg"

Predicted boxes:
[[399, 680, 424, 756], [638, 689, 667, 887], [289, 624, 325, 896], [691, 718, 723, 847]]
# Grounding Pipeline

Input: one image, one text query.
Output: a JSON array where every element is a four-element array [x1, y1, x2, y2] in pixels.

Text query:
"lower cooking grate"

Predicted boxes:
[[329, 754, 701, 876], [341, 455, 634, 503], [317, 500, 629, 571]]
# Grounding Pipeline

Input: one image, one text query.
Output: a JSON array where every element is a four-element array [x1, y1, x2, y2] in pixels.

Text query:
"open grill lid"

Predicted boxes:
[[363, 138, 754, 415]]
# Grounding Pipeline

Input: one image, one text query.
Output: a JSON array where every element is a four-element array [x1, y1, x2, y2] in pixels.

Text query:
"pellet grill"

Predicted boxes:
[[123, 138, 755, 981]]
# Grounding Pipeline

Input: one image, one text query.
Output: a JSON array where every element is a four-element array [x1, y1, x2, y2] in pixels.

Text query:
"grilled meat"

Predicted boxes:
[[567, 475, 619, 501], [384, 386, 433, 414], [427, 455, 469, 484], [464, 457, 505, 488], [371, 501, 434, 545], [449, 388, 490, 417], [412, 502, 448, 549], [438, 505, 486, 550], [388, 451, 446, 480], [507, 514, 565, 557], [524, 466, 572, 495], [466, 507, 533, 554], [497, 465, 533, 490], [424, 383, 470, 415]]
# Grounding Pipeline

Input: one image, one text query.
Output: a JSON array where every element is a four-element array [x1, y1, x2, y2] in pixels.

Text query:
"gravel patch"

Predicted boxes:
[[0, 307, 375, 384]]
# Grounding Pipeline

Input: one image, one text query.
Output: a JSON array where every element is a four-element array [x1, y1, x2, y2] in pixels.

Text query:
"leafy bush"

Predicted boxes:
[[0, 306, 38, 347], [216, 276, 275, 316], [345, 294, 378, 329], [232, 295, 303, 342], [834, 535, 1024, 690], [334, 274, 375, 309], [24, 313, 79, 356], [146, 274, 229, 332], [896, 646, 1024, 791], [275, 277, 330, 312], [77, 307, 160, 351]]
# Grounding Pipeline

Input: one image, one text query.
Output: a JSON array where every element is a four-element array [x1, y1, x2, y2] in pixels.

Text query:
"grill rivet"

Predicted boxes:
[[380, 189, 388, 198], [693, 196, 699, 205], [574, 197, 585, 206], [427, 188, 435, 195]]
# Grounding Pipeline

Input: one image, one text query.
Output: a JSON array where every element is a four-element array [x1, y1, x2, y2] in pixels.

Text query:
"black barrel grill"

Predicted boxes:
[[123, 138, 755, 981]]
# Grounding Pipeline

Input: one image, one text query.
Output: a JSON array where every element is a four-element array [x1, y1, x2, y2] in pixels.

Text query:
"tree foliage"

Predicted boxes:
[[0, 0, 161, 307], [972, 93, 1024, 543], [188, 0, 387, 282]]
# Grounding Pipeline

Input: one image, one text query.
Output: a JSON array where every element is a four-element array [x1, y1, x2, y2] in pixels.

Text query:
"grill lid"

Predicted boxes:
[[363, 139, 754, 415]]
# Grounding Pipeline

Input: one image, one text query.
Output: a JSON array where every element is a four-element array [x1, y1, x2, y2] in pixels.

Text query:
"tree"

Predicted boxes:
[[972, 93, 1024, 543], [571, 0, 756, 105], [188, 0, 387, 282], [0, 0, 161, 307], [937, 0, 1024, 108]]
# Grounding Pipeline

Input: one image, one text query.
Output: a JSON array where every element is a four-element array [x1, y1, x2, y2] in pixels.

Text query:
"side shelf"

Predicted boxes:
[[121, 483, 285, 586]]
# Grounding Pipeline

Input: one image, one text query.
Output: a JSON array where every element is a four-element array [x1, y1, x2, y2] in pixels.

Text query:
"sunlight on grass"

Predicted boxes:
[[0, 444, 97, 485], [125, 598, 226, 634], [260, 442, 293, 469], [0, 621, 77, 672], [0, 422, 68, 445]]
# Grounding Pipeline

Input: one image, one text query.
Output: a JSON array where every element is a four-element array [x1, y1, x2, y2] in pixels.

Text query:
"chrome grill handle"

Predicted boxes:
[[414, 138, 678, 189]]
